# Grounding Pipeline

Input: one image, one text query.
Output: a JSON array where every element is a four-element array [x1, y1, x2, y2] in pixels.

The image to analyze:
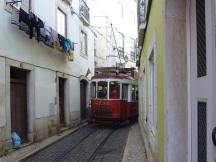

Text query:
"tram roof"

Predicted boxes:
[[92, 72, 135, 81]]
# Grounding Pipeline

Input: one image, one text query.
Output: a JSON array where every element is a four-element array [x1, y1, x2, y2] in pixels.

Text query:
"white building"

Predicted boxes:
[[0, 0, 95, 156], [88, 0, 138, 68]]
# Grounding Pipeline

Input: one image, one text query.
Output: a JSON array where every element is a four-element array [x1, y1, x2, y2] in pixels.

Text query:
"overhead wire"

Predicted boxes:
[[69, 0, 134, 63]]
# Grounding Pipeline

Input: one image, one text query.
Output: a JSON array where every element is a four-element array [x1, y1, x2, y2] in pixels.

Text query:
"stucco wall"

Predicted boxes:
[[0, 0, 94, 156], [164, 0, 188, 162], [138, 0, 164, 161], [35, 68, 57, 118], [0, 0, 95, 78]]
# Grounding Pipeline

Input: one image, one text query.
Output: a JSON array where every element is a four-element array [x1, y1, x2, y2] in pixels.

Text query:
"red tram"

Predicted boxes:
[[88, 69, 138, 124]]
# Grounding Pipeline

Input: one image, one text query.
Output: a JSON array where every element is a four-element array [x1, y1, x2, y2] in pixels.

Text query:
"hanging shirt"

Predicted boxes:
[[19, 8, 34, 38], [63, 38, 71, 54], [34, 15, 44, 42], [58, 34, 64, 48], [11, 8, 20, 27], [67, 51, 74, 61], [40, 25, 52, 46]]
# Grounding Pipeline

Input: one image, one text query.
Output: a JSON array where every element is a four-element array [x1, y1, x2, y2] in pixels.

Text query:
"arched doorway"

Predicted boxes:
[[80, 80, 88, 120]]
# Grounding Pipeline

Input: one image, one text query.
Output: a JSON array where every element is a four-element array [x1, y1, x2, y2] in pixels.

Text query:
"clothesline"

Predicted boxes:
[[10, 6, 75, 62]]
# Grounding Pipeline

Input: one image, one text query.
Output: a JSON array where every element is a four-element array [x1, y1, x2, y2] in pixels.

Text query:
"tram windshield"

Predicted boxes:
[[109, 81, 120, 99], [97, 81, 108, 99]]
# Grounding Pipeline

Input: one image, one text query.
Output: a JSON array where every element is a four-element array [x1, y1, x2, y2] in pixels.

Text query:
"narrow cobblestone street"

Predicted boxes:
[[22, 123, 131, 162]]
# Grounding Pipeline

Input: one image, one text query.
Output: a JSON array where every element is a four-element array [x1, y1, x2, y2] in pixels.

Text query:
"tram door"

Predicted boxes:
[[122, 84, 129, 118]]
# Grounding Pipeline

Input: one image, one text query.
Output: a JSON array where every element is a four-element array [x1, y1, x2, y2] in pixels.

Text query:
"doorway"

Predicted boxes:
[[80, 80, 87, 120], [59, 78, 66, 126], [10, 67, 28, 142]]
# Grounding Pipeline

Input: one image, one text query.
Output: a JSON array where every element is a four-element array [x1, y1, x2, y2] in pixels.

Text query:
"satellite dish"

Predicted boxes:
[[124, 55, 129, 63]]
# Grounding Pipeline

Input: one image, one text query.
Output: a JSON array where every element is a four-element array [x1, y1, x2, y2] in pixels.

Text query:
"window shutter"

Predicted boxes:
[[198, 102, 207, 162], [196, 0, 206, 77]]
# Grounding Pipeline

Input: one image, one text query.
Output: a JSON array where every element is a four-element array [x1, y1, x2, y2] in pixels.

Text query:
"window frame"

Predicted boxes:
[[122, 83, 129, 101], [90, 81, 97, 99], [109, 81, 121, 100], [97, 81, 108, 100], [81, 30, 88, 56], [147, 39, 157, 135], [57, 7, 67, 37]]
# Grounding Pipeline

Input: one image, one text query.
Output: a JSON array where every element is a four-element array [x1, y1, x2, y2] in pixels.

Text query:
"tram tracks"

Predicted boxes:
[[86, 128, 116, 162], [23, 124, 130, 162], [58, 126, 116, 162]]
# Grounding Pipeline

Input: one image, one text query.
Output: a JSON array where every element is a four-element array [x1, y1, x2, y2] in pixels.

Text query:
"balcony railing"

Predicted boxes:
[[80, 0, 90, 25], [138, 0, 146, 46], [138, 0, 146, 27]]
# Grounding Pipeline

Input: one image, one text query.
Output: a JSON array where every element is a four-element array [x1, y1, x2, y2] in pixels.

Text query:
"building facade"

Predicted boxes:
[[88, 0, 138, 69], [0, 0, 95, 156], [138, 0, 216, 161]]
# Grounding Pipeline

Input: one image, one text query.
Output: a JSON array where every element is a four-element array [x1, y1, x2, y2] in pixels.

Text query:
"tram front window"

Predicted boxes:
[[109, 81, 120, 99], [97, 81, 108, 99]]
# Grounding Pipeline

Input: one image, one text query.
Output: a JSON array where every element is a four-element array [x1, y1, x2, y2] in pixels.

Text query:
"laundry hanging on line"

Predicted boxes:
[[10, 7, 75, 61]]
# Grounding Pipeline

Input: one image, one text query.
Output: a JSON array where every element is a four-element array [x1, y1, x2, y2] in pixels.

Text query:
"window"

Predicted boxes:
[[132, 85, 136, 101], [94, 38, 97, 56], [130, 39, 136, 61], [130, 51, 135, 61], [118, 47, 124, 58], [81, 31, 87, 56], [109, 81, 120, 99], [97, 81, 107, 99], [57, 8, 67, 37], [135, 86, 138, 101], [122, 84, 128, 100], [90, 82, 96, 98], [148, 49, 157, 132]]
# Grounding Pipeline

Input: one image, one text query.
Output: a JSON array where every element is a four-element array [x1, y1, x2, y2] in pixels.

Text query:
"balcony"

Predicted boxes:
[[138, 0, 146, 46], [80, 0, 90, 26]]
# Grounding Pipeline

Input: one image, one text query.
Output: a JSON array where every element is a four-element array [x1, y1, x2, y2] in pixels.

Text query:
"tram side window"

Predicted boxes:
[[97, 81, 108, 99], [132, 85, 136, 101], [91, 82, 96, 98], [136, 86, 138, 101], [122, 84, 128, 100], [109, 81, 120, 99]]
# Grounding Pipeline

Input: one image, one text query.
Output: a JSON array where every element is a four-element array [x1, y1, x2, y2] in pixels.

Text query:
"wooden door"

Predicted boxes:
[[59, 78, 65, 126], [80, 81, 87, 120], [10, 70, 28, 142]]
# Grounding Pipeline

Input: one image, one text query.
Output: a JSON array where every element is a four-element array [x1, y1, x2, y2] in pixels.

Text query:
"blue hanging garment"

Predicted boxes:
[[11, 132, 21, 149]]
